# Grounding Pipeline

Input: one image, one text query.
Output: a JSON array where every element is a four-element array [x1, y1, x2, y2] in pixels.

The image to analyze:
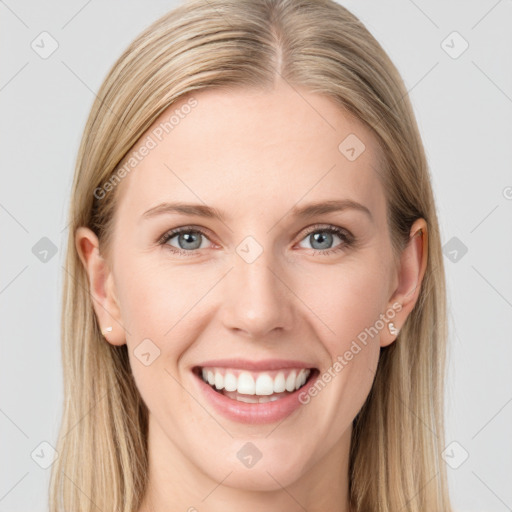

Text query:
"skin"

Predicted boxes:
[[76, 78, 427, 512]]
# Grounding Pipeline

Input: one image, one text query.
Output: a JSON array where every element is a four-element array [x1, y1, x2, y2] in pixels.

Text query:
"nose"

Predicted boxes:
[[220, 246, 295, 339]]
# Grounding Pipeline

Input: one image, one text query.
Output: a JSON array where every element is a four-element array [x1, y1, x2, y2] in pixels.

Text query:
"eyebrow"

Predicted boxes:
[[141, 199, 373, 222]]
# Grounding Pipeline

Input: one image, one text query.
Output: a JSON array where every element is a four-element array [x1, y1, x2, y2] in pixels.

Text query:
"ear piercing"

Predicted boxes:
[[102, 326, 113, 336], [388, 322, 399, 336]]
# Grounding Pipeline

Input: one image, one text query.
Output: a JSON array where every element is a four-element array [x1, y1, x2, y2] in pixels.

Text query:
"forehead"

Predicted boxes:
[[113, 82, 387, 225]]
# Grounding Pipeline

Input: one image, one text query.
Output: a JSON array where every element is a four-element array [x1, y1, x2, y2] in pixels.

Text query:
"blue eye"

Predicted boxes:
[[158, 227, 210, 255], [298, 225, 353, 254], [158, 224, 354, 257]]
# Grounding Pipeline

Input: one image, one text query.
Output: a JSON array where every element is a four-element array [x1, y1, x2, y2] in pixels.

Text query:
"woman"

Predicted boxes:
[[50, 0, 453, 510]]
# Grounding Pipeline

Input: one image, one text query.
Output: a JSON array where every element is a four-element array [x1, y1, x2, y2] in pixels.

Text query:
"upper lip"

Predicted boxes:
[[195, 358, 317, 372]]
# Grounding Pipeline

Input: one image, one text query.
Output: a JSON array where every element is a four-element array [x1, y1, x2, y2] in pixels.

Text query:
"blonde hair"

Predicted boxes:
[[50, 0, 453, 510]]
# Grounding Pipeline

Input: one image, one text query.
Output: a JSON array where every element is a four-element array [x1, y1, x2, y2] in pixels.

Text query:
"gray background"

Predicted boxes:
[[1, 1, 511, 510]]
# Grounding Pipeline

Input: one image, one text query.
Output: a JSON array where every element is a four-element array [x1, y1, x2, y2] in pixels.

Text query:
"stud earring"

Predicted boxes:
[[388, 322, 399, 336], [102, 326, 113, 336]]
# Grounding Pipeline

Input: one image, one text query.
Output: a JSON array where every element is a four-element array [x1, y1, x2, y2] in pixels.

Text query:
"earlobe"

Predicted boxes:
[[380, 218, 428, 348], [75, 226, 126, 346]]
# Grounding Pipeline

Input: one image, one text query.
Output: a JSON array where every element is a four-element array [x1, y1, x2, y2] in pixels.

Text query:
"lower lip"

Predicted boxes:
[[193, 369, 319, 425]]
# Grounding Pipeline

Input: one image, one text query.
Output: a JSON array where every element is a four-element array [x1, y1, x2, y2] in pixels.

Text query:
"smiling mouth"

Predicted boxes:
[[193, 366, 319, 403]]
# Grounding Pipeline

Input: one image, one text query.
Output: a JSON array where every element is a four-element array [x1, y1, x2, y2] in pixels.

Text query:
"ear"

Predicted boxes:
[[75, 226, 126, 346], [380, 218, 428, 348]]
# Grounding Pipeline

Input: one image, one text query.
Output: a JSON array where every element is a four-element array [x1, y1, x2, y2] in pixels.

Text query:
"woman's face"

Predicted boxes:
[[77, 80, 425, 496]]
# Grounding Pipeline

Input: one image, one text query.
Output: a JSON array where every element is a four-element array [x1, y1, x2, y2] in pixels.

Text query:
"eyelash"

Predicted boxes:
[[157, 224, 355, 257]]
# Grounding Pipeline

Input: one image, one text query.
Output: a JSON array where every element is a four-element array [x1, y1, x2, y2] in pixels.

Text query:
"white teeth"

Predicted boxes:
[[223, 372, 238, 392], [255, 374, 274, 395], [199, 367, 312, 396], [285, 370, 297, 392], [296, 370, 307, 389], [274, 372, 286, 393], [236, 394, 259, 404], [237, 372, 255, 395], [214, 372, 224, 390]]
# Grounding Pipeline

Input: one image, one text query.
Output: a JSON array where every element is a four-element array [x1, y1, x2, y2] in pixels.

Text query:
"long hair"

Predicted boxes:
[[50, 1, 452, 510]]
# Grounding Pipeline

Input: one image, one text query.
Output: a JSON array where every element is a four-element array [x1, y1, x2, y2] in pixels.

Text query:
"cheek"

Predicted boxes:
[[112, 256, 230, 402], [294, 254, 391, 355], [114, 254, 206, 338], [116, 246, 391, 366], [290, 255, 388, 417], [115, 246, 389, 398], [112, 258, 201, 385]]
